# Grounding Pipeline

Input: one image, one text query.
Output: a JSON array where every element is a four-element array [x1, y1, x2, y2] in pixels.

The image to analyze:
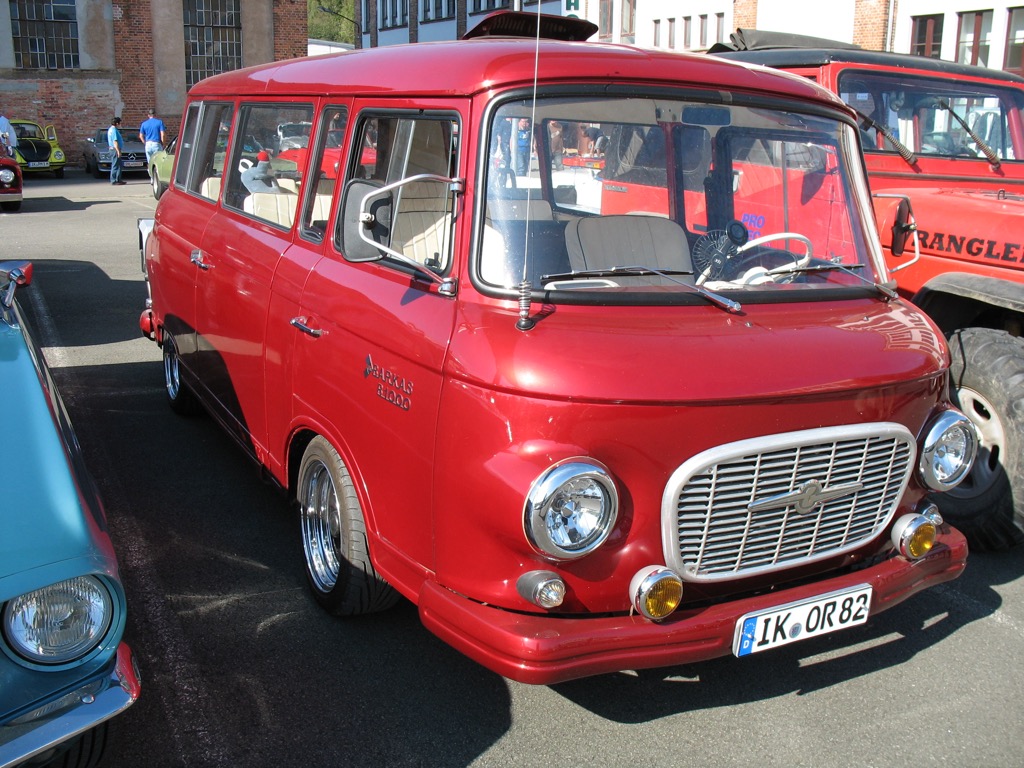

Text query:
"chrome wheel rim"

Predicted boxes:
[[163, 339, 181, 400], [950, 385, 1006, 499], [152, 173, 160, 197], [300, 459, 342, 593]]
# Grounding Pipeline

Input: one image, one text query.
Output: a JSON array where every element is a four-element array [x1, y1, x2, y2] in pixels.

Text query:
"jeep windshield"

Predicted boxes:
[[478, 93, 885, 301], [838, 70, 1024, 162]]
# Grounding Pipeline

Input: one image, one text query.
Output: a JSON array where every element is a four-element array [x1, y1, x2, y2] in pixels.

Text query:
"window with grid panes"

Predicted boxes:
[[957, 10, 993, 67], [9, 0, 79, 70], [911, 14, 944, 58], [183, 0, 242, 90]]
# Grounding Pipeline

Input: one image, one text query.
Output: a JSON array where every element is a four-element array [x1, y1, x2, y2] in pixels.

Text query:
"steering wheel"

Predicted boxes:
[[728, 232, 813, 284]]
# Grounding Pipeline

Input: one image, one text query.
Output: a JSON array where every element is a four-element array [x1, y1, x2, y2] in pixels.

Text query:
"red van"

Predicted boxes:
[[139, 13, 976, 684]]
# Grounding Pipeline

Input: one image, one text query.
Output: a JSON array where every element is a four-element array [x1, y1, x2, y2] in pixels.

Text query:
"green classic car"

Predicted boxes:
[[0, 261, 140, 767], [148, 135, 176, 199], [10, 120, 66, 178]]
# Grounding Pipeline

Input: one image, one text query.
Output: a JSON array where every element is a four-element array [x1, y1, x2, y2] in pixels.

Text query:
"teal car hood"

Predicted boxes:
[[0, 311, 116, 598]]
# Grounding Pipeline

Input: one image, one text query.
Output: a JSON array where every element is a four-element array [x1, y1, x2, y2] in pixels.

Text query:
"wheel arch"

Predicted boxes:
[[913, 272, 1024, 337]]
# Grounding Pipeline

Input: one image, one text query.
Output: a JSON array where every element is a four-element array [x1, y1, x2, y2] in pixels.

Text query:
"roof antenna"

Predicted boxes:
[[516, 279, 536, 330]]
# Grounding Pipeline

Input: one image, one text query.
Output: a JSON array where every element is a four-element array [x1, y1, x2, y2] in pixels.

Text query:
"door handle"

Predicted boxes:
[[190, 249, 213, 270], [290, 317, 324, 337]]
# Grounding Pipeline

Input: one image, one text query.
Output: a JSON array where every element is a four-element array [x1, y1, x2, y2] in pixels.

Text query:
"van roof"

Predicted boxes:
[[187, 36, 846, 109]]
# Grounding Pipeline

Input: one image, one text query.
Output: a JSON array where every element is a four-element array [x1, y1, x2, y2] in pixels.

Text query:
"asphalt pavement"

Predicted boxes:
[[4, 169, 1024, 768]]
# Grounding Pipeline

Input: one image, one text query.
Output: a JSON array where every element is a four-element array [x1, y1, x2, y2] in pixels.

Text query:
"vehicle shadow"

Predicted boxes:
[[59, 358, 513, 768], [15, 196, 120, 213], [18, 259, 147, 347], [552, 551, 1019, 722]]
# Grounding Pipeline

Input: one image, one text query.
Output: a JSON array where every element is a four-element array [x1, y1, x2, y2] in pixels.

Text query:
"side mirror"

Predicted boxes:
[[340, 179, 392, 262], [872, 194, 916, 256], [1, 260, 33, 310], [889, 197, 914, 256]]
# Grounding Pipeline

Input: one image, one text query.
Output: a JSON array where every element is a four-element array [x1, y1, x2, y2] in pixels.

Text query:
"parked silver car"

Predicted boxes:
[[82, 128, 147, 178]]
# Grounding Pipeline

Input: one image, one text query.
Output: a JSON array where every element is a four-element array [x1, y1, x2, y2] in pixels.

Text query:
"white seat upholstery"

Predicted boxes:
[[391, 181, 451, 266], [243, 191, 298, 227], [199, 176, 221, 200]]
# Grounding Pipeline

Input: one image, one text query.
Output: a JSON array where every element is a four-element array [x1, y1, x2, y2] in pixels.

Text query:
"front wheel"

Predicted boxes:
[[54, 167, 64, 179], [935, 328, 1024, 550], [151, 170, 166, 199], [298, 436, 398, 616]]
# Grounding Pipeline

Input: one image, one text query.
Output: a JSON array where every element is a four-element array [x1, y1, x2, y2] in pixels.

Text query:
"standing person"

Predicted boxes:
[[139, 108, 166, 170], [548, 120, 564, 170], [515, 117, 532, 176], [107, 116, 125, 185], [0, 109, 16, 157]]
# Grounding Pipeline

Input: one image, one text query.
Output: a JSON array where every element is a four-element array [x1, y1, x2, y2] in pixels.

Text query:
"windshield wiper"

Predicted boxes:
[[772, 262, 898, 299], [540, 265, 742, 313], [936, 98, 1001, 168], [853, 107, 917, 166]]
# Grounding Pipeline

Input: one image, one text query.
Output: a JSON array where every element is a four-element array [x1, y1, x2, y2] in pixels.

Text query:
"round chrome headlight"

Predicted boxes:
[[3, 576, 113, 664], [53, 150, 64, 161], [919, 410, 977, 491], [524, 459, 618, 559], [0, 168, 14, 184]]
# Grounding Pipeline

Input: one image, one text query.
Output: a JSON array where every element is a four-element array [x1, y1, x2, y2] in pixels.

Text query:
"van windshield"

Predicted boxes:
[[479, 94, 883, 299]]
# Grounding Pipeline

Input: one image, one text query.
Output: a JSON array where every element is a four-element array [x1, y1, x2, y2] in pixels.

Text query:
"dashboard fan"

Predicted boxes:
[[692, 220, 749, 281], [692, 230, 737, 282]]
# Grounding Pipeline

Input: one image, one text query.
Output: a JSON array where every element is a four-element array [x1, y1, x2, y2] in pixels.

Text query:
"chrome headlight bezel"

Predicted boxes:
[[0, 168, 15, 184], [919, 410, 977, 492], [2, 575, 115, 666], [524, 458, 619, 560], [53, 150, 64, 161]]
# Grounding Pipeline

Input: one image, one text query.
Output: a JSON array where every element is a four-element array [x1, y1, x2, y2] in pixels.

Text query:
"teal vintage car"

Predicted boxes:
[[0, 262, 140, 767]]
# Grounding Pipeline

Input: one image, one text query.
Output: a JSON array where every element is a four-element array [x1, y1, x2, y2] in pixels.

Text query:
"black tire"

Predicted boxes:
[[92, 161, 103, 179], [54, 167, 64, 179], [935, 328, 1024, 550], [162, 332, 202, 416], [52, 722, 108, 768], [298, 436, 398, 616], [1, 200, 20, 212], [151, 168, 166, 199]]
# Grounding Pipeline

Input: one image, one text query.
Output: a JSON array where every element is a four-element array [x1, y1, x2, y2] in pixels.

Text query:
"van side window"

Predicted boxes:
[[223, 103, 315, 228], [337, 115, 458, 272], [173, 103, 201, 190], [298, 106, 348, 242], [179, 102, 234, 202]]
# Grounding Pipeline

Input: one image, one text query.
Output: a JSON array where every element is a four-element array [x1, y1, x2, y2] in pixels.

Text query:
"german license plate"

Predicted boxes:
[[733, 584, 872, 657], [28, 161, 50, 168], [125, 161, 144, 167]]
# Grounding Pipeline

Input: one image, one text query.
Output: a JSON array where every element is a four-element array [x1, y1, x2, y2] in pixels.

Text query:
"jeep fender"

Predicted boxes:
[[913, 272, 1024, 336]]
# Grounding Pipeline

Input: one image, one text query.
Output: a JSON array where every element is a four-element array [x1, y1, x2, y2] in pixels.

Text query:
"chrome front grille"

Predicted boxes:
[[663, 424, 915, 582]]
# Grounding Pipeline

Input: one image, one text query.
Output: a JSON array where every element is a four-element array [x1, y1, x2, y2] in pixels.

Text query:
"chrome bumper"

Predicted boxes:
[[0, 643, 140, 768]]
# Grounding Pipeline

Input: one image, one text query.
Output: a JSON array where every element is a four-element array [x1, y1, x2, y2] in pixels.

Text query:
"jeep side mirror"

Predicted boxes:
[[872, 193, 920, 272]]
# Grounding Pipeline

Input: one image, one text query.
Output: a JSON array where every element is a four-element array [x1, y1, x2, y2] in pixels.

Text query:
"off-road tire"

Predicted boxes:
[[298, 436, 398, 616], [162, 332, 202, 416], [936, 328, 1024, 550]]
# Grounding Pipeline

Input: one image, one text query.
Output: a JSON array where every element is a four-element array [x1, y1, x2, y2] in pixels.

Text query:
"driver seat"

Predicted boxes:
[[564, 214, 693, 277]]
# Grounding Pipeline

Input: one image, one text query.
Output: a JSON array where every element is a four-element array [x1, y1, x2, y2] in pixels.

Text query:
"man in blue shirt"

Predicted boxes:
[[139, 108, 166, 170], [107, 116, 125, 185]]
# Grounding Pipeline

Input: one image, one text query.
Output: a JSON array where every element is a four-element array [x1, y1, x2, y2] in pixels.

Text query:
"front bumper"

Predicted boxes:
[[0, 643, 140, 768], [419, 528, 967, 685]]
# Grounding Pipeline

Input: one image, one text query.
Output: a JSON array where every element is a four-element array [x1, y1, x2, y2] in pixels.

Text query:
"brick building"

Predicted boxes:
[[0, 0, 306, 169]]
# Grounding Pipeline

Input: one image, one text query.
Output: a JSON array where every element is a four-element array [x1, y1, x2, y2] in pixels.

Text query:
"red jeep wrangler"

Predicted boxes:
[[714, 31, 1024, 550]]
